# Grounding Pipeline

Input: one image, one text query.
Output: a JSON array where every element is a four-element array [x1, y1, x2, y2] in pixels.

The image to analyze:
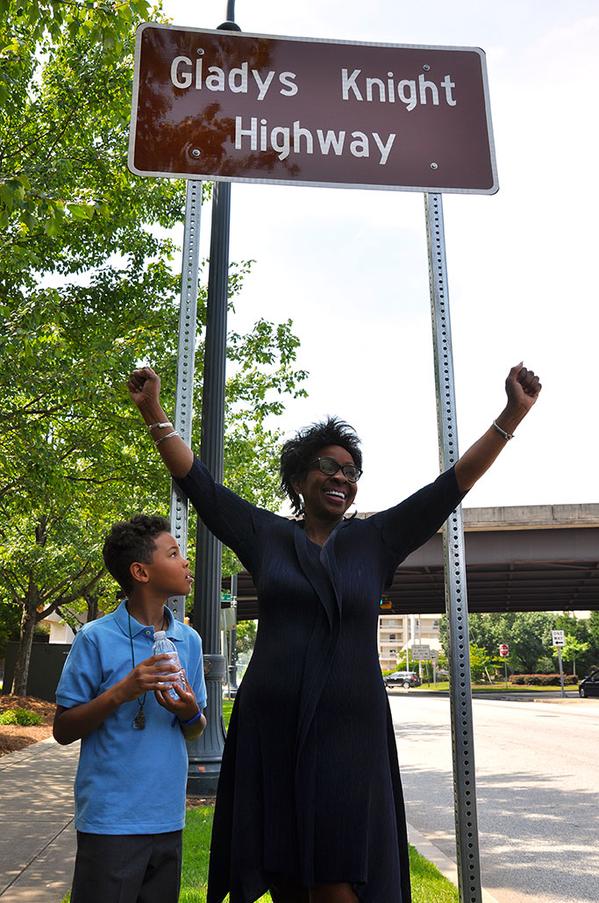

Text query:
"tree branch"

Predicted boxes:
[[37, 568, 104, 621]]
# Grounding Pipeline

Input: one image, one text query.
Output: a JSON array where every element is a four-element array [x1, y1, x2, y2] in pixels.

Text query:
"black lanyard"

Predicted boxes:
[[127, 605, 147, 730], [126, 604, 167, 730]]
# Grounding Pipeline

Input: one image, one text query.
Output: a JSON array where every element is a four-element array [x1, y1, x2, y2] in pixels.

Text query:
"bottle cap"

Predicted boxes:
[[154, 630, 167, 640]]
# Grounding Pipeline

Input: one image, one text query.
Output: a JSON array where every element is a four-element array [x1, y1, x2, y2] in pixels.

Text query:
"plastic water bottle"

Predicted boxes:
[[152, 630, 186, 700]]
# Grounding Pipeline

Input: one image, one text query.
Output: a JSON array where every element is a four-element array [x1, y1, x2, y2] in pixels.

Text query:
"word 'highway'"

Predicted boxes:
[[235, 118, 396, 164]]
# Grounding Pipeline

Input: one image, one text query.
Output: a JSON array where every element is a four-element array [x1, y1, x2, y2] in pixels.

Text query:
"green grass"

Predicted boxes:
[[182, 809, 458, 902], [409, 845, 459, 903], [179, 808, 458, 902], [413, 681, 573, 692], [222, 697, 234, 729], [179, 807, 272, 901]]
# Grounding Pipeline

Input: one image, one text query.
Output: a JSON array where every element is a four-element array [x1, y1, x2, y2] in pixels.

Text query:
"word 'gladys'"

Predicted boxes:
[[235, 117, 396, 165], [171, 57, 298, 100]]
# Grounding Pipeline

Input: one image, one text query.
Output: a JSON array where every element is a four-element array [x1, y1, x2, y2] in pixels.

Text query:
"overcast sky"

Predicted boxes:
[[160, 0, 599, 513]]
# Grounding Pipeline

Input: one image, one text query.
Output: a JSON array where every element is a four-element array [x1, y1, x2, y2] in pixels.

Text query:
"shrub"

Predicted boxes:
[[510, 674, 578, 686], [0, 708, 43, 726], [536, 656, 556, 674]]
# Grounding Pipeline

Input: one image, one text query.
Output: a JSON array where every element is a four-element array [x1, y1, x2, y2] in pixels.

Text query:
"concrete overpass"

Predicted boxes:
[[227, 504, 599, 619]]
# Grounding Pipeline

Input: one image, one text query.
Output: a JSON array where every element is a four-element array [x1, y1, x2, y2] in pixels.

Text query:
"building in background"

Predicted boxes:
[[378, 613, 442, 671]]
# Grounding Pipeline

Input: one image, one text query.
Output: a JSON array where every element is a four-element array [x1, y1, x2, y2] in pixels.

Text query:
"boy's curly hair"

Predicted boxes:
[[102, 514, 170, 594]]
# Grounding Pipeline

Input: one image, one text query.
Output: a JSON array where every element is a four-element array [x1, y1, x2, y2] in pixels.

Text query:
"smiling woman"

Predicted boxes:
[[128, 362, 541, 903], [280, 417, 362, 543]]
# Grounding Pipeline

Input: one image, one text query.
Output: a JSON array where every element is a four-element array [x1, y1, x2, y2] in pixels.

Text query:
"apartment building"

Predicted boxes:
[[378, 613, 442, 670]]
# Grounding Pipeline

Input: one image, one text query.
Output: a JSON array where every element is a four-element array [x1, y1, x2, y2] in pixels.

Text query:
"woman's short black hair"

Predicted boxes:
[[102, 514, 171, 594], [280, 416, 362, 515]]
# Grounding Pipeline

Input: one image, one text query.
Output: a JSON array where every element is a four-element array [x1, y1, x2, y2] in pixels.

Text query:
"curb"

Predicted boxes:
[[407, 823, 501, 903]]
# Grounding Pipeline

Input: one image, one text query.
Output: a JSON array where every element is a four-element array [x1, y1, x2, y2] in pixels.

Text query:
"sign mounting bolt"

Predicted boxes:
[[197, 48, 204, 55], [430, 162, 439, 170], [191, 148, 201, 158], [423, 64, 431, 71]]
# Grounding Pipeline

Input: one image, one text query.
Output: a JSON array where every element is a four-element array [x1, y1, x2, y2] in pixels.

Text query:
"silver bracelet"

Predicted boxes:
[[155, 430, 180, 446], [148, 421, 173, 432], [492, 420, 513, 441]]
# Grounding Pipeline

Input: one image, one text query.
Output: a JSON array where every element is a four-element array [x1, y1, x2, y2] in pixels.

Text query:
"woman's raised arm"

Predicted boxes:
[[454, 363, 542, 492], [128, 367, 193, 479]]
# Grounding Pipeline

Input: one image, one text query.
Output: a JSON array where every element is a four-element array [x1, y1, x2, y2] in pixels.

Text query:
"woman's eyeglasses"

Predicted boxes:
[[309, 457, 362, 483]]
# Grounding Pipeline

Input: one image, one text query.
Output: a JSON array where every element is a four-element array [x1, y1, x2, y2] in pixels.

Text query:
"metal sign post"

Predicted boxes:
[[499, 643, 509, 689], [167, 178, 202, 621], [552, 630, 566, 698], [229, 572, 239, 692], [426, 191, 483, 903], [187, 177, 231, 795], [557, 648, 566, 698]]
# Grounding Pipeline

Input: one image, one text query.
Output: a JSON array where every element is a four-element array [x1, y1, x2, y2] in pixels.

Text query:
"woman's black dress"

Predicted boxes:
[[176, 459, 465, 903]]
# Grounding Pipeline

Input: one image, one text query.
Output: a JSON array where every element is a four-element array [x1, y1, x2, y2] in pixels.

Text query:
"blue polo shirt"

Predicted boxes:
[[56, 601, 206, 834]]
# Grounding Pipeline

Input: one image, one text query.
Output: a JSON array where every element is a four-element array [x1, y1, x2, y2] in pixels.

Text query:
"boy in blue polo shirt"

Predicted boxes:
[[54, 514, 207, 903]]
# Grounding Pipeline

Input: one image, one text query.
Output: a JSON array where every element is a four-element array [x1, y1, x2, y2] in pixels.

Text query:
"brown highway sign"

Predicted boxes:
[[129, 23, 498, 194]]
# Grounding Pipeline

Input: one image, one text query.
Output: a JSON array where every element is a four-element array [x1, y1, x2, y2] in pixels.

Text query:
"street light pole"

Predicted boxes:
[[187, 2, 241, 795]]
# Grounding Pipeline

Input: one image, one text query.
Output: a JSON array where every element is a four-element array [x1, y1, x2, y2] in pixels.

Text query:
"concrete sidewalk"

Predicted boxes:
[[0, 737, 78, 902]]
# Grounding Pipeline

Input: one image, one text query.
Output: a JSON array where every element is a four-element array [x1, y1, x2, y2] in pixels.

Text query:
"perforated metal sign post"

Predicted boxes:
[[552, 630, 566, 698], [129, 23, 498, 195], [426, 192, 483, 902], [167, 179, 202, 622]]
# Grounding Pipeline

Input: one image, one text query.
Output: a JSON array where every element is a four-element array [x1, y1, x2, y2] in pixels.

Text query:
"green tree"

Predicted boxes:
[[464, 613, 502, 652], [0, 0, 170, 270], [586, 612, 599, 674], [0, 2, 308, 694], [440, 611, 556, 674], [469, 643, 495, 683], [560, 636, 589, 677], [505, 612, 553, 673], [235, 620, 257, 657], [588, 611, 599, 648]]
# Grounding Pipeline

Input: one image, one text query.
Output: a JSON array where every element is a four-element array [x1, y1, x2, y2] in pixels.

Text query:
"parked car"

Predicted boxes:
[[578, 672, 599, 698], [384, 670, 421, 689]]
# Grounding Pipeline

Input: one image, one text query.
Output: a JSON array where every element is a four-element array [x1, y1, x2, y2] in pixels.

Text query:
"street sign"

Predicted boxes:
[[498, 643, 509, 657], [552, 630, 565, 647], [220, 607, 236, 631], [411, 644, 431, 661], [129, 23, 498, 194]]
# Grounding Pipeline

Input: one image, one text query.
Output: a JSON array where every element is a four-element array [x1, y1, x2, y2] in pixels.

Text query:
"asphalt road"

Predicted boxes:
[[389, 692, 599, 903]]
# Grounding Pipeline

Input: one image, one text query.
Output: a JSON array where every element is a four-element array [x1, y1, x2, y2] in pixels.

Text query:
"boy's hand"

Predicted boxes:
[[114, 654, 180, 704], [154, 670, 199, 722]]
